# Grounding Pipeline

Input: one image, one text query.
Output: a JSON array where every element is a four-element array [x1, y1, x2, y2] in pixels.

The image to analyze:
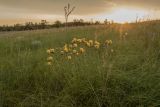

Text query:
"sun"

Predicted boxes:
[[105, 8, 148, 23]]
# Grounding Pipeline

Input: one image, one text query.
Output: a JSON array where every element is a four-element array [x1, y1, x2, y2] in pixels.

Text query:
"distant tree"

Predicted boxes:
[[79, 19, 84, 23], [64, 3, 75, 28], [104, 19, 108, 25], [25, 22, 34, 30], [14, 24, 23, 31], [54, 20, 62, 28], [95, 21, 100, 25], [40, 20, 47, 29]]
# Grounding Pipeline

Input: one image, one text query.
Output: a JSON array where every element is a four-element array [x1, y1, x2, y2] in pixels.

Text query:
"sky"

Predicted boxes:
[[0, 0, 160, 25]]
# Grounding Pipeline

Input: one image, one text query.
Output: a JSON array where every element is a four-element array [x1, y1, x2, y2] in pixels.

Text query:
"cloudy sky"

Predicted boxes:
[[0, 0, 160, 25]]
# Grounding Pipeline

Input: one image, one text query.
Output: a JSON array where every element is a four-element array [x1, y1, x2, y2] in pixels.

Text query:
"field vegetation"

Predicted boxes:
[[0, 22, 160, 107]]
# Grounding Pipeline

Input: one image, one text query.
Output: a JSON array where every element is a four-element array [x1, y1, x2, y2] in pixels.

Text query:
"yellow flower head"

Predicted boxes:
[[125, 32, 128, 35], [47, 62, 52, 65], [73, 50, 77, 54], [67, 56, 72, 60], [72, 38, 77, 43], [105, 40, 112, 45], [60, 51, 64, 55], [89, 40, 94, 46], [63, 44, 69, 52], [50, 48, 55, 53], [47, 56, 53, 61], [111, 49, 114, 53], [76, 52, 79, 56], [95, 41, 100, 45], [94, 45, 100, 49], [80, 48, 85, 53], [47, 49, 51, 54], [73, 43, 78, 48], [109, 40, 112, 44], [69, 44, 73, 48], [77, 39, 82, 43], [86, 42, 91, 47], [82, 38, 86, 42]]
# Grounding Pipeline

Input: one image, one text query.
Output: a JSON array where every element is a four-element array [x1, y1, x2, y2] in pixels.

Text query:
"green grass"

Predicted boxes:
[[0, 24, 160, 107]]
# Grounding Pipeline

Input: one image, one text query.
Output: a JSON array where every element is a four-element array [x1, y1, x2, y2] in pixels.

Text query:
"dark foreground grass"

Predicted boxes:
[[0, 24, 160, 107]]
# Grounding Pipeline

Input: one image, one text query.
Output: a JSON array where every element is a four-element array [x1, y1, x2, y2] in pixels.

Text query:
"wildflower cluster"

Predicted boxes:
[[46, 48, 55, 65], [46, 38, 113, 65]]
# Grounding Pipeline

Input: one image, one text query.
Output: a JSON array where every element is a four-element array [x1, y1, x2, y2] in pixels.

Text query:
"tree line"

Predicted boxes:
[[0, 19, 114, 32]]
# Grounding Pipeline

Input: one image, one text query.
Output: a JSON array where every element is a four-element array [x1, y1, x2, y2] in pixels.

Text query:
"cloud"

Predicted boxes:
[[0, 0, 160, 24], [0, 0, 160, 16], [0, 0, 114, 15]]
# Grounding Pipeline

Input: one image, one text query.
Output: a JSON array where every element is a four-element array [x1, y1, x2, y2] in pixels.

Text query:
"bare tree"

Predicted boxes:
[[64, 3, 75, 28]]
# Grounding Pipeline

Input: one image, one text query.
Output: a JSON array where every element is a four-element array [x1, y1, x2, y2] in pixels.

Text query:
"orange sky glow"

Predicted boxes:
[[0, 0, 159, 25]]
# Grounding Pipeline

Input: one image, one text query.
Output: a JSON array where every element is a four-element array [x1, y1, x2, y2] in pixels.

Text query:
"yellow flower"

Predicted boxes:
[[86, 42, 91, 47], [109, 40, 112, 44], [105, 40, 112, 45], [89, 40, 94, 46], [50, 48, 55, 53], [94, 45, 100, 49], [46, 49, 51, 54], [47, 62, 52, 65], [63, 44, 69, 52], [47, 56, 53, 61], [69, 44, 73, 48], [80, 48, 85, 53], [73, 50, 77, 54], [72, 38, 77, 43], [82, 38, 86, 42], [77, 39, 82, 43], [73, 43, 78, 48], [76, 52, 79, 56], [60, 51, 64, 55], [95, 41, 100, 45], [111, 49, 114, 53], [64, 47, 69, 52], [67, 56, 72, 60]]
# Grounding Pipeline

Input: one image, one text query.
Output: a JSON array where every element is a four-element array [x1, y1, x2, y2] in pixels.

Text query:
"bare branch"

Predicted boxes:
[[64, 3, 76, 28]]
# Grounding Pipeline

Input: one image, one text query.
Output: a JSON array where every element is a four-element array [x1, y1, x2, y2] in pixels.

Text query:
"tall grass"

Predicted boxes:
[[0, 24, 160, 107]]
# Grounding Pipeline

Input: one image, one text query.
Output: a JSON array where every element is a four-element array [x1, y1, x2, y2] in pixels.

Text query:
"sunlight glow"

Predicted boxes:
[[105, 8, 149, 23]]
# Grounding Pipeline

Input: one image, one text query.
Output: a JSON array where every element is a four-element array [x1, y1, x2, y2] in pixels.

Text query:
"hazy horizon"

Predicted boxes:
[[0, 0, 160, 25]]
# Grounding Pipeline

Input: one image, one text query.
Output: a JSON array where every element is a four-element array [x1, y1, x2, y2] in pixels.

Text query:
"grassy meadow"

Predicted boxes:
[[0, 23, 160, 107]]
